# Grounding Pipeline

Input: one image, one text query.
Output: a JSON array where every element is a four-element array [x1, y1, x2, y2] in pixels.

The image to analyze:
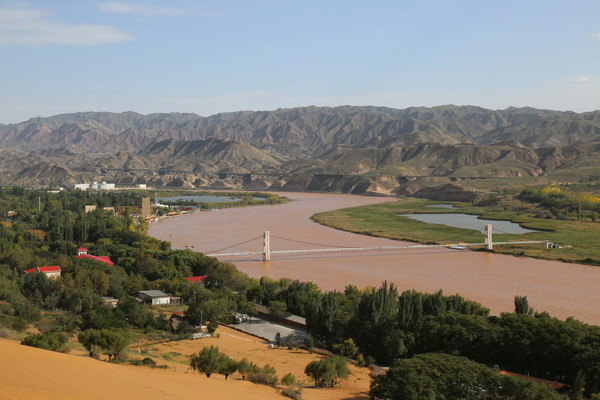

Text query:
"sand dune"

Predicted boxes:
[[0, 337, 282, 400], [0, 326, 371, 400]]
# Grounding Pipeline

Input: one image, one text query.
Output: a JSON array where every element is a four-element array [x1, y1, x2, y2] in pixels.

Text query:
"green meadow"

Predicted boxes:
[[311, 198, 600, 266]]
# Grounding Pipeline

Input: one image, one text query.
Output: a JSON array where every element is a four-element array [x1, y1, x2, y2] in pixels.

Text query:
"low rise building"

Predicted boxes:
[[138, 290, 172, 305], [75, 247, 114, 265], [90, 181, 115, 190], [102, 297, 119, 307], [24, 266, 61, 279], [70, 183, 90, 190], [184, 276, 207, 285]]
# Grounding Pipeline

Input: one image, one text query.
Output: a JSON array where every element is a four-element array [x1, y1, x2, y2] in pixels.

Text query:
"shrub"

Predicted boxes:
[[22, 330, 67, 352], [249, 364, 279, 387], [281, 387, 303, 400], [142, 357, 157, 367], [333, 338, 357, 358]]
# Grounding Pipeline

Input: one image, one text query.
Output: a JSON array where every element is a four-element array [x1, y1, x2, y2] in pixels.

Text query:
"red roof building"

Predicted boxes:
[[185, 276, 207, 283], [76, 254, 114, 266], [24, 266, 61, 279], [75, 246, 114, 265]]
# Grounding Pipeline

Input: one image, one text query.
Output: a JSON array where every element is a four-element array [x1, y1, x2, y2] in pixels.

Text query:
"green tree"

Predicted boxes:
[[78, 328, 102, 358], [190, 345, 221, 378], [268, 300, 287, 318], [304, 356, 350, 388], [569, 371, 586, 400], [101, 328, 131, 362], [218, 354, 238, 379], [237, 358, 258, 380], [370, 353, 561, 400], [515, 295, 534, 315], [305, 360, 327, 387]]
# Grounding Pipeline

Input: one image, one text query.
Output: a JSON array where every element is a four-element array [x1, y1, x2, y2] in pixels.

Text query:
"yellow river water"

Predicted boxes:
[[148, 192, 600, 324]]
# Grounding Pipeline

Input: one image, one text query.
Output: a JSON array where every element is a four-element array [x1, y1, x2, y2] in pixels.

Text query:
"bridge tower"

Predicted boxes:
[[484, 224, 493, 250], [263, 231, 271, 261]]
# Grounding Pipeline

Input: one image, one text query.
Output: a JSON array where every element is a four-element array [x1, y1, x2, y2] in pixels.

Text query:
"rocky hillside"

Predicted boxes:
[[0, 105, 599, 193]]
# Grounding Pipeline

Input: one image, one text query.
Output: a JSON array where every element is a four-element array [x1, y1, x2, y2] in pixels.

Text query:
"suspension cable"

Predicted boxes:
[[271, 234, 354, 248], [206, 235, 262, 254]]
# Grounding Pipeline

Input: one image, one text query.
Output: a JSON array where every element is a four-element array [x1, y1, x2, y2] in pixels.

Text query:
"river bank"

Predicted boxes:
[[148, 192, 600, 325], [312, 198, 600, 265]]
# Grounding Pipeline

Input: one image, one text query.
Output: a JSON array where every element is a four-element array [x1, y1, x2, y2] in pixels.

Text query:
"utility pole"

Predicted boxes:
[[38, 196, 41, 213]]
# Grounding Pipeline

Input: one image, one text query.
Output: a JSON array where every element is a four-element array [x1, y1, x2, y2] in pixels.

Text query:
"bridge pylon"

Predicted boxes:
[[485, 224, 493, 250], [263, 231, 271, 261]]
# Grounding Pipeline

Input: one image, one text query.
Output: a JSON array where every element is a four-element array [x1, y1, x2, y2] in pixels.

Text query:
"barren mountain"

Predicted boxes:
[[0, 105, 599, 191]]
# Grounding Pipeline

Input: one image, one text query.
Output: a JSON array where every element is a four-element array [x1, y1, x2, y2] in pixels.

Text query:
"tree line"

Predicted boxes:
[[1, 187, 599, 398]]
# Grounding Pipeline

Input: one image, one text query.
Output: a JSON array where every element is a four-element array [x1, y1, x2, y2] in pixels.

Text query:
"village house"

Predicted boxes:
[[138, 290, 173, 305], [24, 266, 61, 279], [76, 247, 114, 266], [102, 296, 119, 307], [184, 276, 207, 286]]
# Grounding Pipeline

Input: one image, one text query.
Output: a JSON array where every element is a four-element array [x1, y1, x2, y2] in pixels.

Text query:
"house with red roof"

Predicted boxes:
[[24, 266, 61, 279], [75, 246, 114, 266], [185, 276, 207, 283]]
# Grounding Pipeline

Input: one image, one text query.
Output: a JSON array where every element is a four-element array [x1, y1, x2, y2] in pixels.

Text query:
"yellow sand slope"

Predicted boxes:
[[0, 338, 283, 400], [0, 326, 372, 400]]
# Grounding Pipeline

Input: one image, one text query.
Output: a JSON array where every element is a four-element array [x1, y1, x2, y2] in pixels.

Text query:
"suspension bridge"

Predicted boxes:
[[206, 224, 552, 261]]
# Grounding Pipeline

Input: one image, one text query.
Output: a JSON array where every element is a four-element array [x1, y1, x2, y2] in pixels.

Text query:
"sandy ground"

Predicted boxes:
[[0, 325, 371, 400], [151, 325, 371, 400]]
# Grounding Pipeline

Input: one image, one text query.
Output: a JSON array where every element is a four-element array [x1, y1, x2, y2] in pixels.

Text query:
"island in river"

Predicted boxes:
[[149, 192, 600, 325]]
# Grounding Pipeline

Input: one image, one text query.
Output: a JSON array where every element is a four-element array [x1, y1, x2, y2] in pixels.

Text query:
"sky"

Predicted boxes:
[[0, 0, 599, 124]]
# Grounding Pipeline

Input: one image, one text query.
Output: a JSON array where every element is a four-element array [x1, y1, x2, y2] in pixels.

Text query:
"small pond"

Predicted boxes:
[[399, 213, 538, 234]]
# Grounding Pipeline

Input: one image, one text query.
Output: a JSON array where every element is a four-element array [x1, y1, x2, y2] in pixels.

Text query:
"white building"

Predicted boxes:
[[90, 181, 116, 190], [70, 183, 90, 190], [138, 290, 172, 305]]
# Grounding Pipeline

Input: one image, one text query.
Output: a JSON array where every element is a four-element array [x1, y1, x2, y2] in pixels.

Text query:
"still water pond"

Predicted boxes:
[[399, 213, 537, 234]]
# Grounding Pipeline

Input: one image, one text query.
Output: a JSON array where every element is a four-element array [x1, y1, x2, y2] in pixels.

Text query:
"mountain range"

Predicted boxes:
[[1, 105, 599, 195]]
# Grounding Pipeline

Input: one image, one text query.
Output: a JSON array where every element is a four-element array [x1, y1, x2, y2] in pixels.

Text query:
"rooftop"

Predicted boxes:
[[24, 266, 61, 274], [138, 290, 170, 298], [185, 276, 207, 282]]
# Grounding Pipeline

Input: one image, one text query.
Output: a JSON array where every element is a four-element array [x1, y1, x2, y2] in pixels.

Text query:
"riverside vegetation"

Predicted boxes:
[[1, 187, 600, 398], [312, 184, 600, 266]]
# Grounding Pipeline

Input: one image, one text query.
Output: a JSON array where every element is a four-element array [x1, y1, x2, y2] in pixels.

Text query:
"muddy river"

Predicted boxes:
[[148, 192, 600, 324]]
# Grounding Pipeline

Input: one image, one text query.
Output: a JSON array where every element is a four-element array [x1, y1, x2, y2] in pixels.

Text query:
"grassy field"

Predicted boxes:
[[311, 198, 600, 266]]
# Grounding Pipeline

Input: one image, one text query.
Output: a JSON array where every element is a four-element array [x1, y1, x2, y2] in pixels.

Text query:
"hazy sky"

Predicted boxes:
[[1, 0, 599, 123]]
